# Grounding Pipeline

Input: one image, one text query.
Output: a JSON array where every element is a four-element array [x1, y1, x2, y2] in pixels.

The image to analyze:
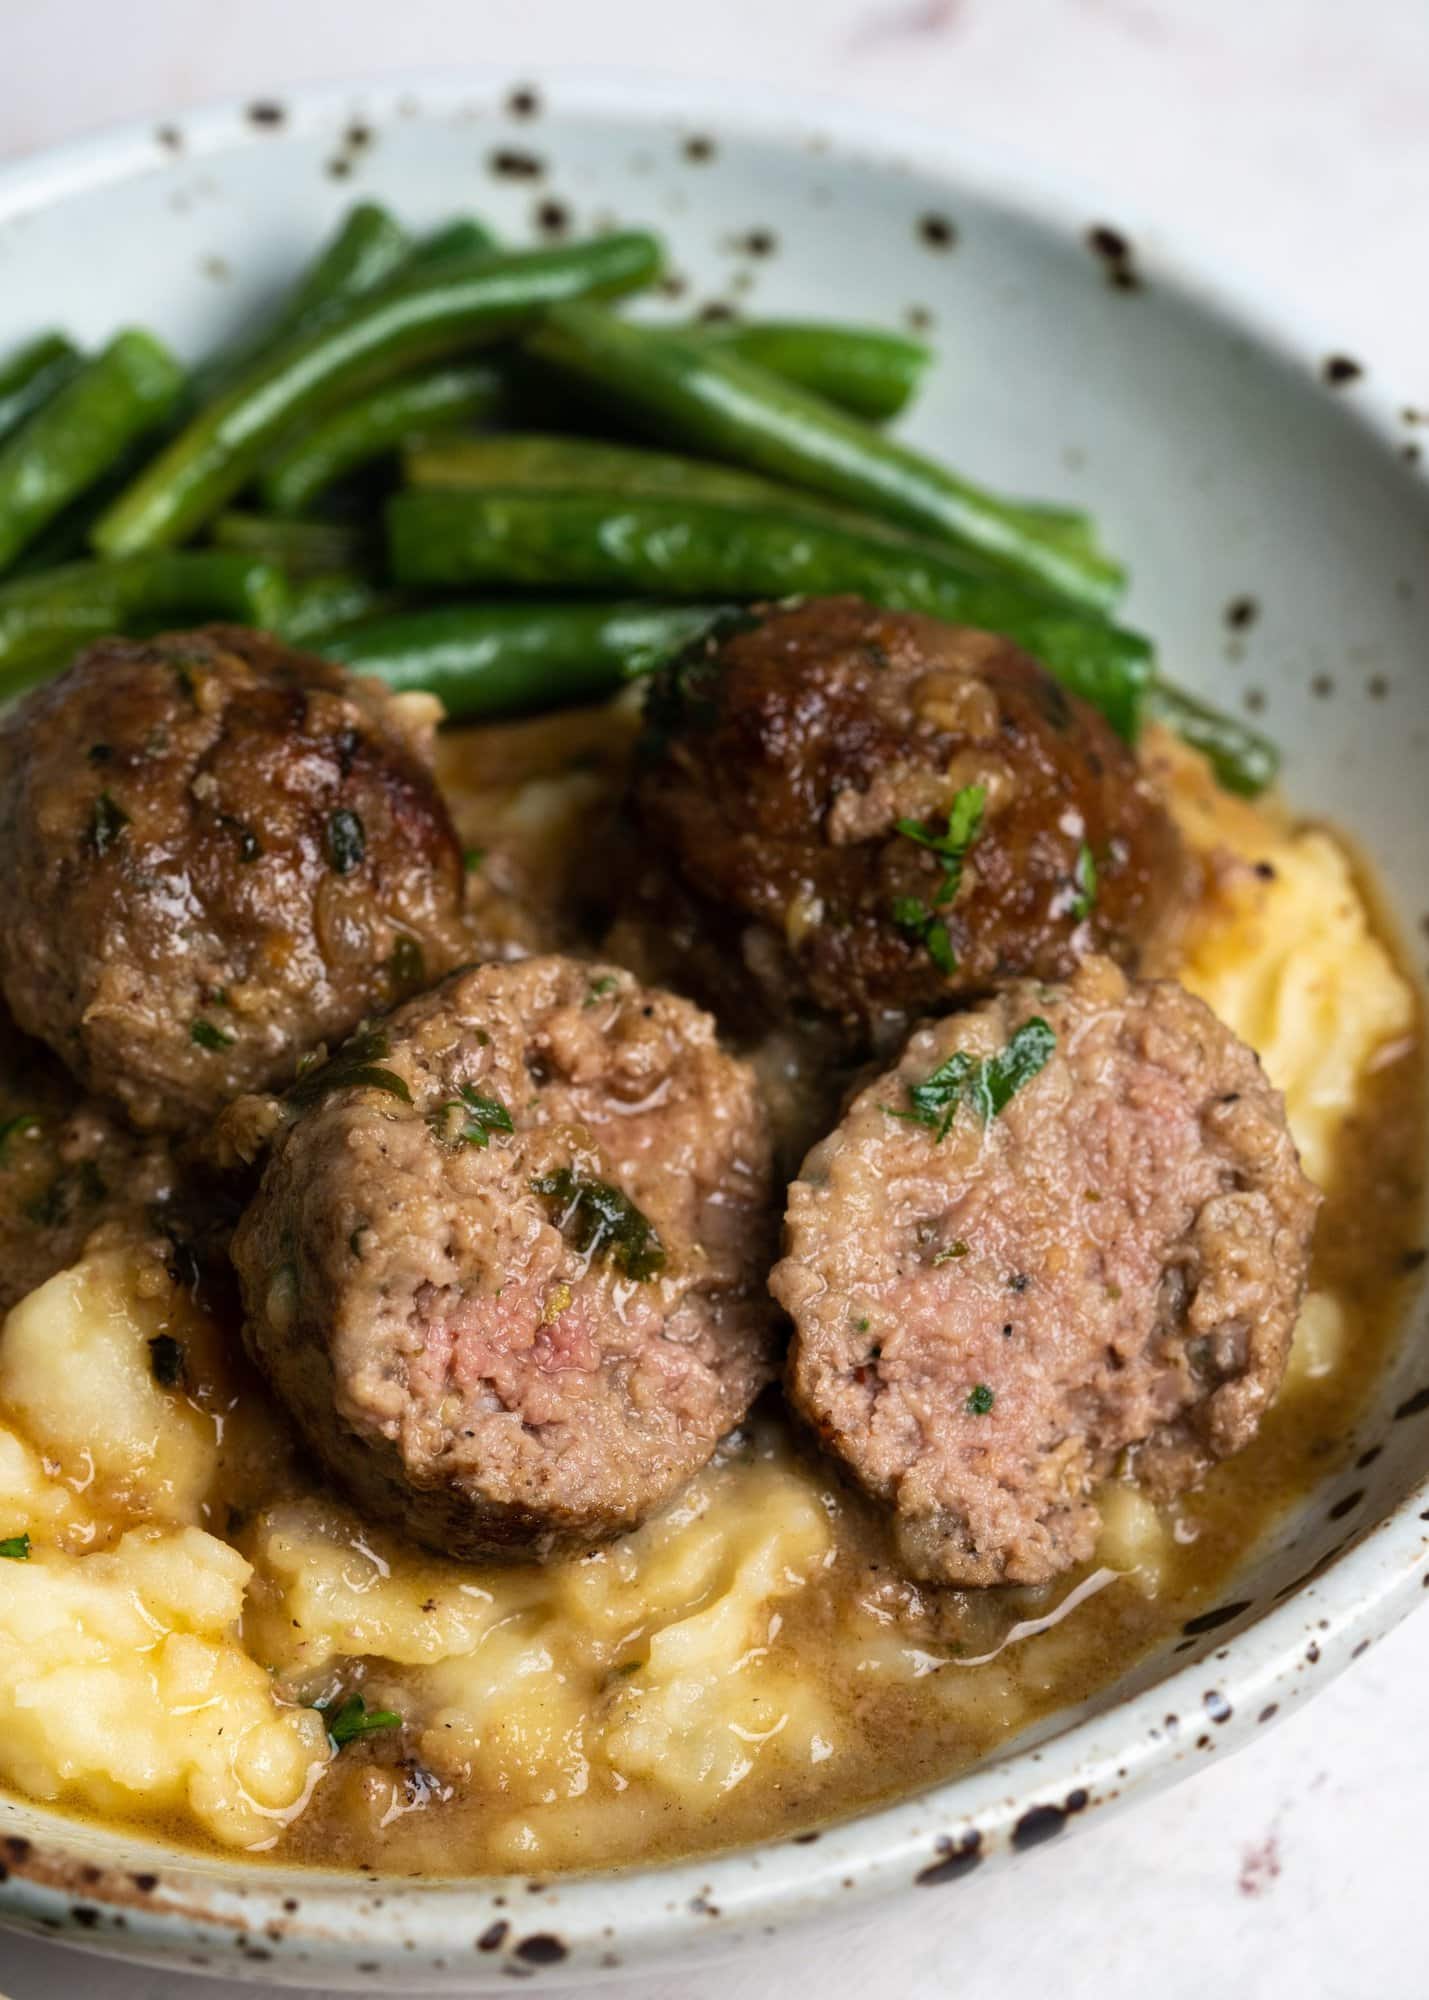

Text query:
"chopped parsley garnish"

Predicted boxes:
[[318, 1693, 402, 1749], [889, 784, 985, 974], [87, 791, 130, 857], [190, 1018, 235, 1052], [0, 1113, 41, 1160], [462, 846, 486, 873], [325, 807, 367, 875], [584, 974, 619, 1006], [0, 1534, 30, 1560], [888, 1018, 1056, 1141], [934, 1240, 970, 1263], [148, 1334, 186, 1389], [286, 1028, 412, 1110], [389, 935, 425, 989], [896, 784, 986, 906], [429, 1085, 513, 1149], [965, 1383, 996, 1416], [532, 1168, 666, 1281], [891, 898, 957, 974], [25, 1159, 104, 1227], [1070, 843, 1098, 921]]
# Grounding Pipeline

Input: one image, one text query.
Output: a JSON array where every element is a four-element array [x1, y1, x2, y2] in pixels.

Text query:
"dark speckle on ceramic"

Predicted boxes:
[[915, 1830, 983, 1885], [1012, 1804, 1068, 1850], [918, 213, 957, 250], [1311, 673, 1335, 698], [1225, 595, 1259, 631], [1394, 1384, 1429, 1420], [155, 125, 183, 154], [905, 304, 934, 332], [246, 101, 286, 130], [506, 86, 541, 120], [1329, 1488, 1367, 1521], [478, 1921, 509, 1952], [1182, 1599, 1253, 1637], [535, 199, 570, 239], [489, 149, 545, 181], [1203, 1689, 1233, 1723], [683, 135, 716, 164], [1086, 225, 1142, 292], [514, 1934, 569, 1965], [1323, 354, 1364, 387]]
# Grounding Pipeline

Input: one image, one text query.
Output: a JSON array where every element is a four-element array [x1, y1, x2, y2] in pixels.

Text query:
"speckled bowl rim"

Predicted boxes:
[[1, 64, 1427, 1992]]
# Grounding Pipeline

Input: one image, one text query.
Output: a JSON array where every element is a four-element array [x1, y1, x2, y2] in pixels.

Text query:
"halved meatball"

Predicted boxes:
[[230, 957, 777, 1560], [633, 598, 1184, 1037], [0, 626, 469, 1131], [772, 957, 1319, 1587]]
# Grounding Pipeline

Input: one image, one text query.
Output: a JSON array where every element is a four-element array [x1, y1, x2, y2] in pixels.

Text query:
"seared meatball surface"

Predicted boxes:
[[633, 598, 1184, 1037], [231, 957, 777, 1561], [0, 627, 468, 1130], [772, 957, 1319, 1588]]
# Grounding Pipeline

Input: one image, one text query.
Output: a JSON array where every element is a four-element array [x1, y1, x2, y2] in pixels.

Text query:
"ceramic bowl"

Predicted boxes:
[[0, 67, 1426, 1994]]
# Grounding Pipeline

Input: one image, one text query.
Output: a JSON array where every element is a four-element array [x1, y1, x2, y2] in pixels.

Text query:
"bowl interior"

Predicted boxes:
[[0, 73, 1426, 1989]]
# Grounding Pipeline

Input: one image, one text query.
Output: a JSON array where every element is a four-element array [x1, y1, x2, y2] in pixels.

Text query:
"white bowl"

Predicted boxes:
[[0, 66, 1426, 1994]]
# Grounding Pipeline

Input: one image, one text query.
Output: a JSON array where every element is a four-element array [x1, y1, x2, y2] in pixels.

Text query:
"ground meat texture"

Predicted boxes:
[[633, 598, 1184, 1038], [772, 957, 1319, 1587], [230, 957, 778, 1560], [0, 627, 468, 1131]]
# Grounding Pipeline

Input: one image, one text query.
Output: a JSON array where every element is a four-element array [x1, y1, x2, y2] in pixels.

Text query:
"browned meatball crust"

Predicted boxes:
[[0, 627, 469, 1130], [772, 957, 1319, 1587], [633, 598, 1184, 1037], [231, 957, 778, 1561]]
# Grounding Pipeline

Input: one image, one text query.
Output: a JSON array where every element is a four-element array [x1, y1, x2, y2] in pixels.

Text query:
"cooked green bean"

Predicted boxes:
[[0, 552, 287, 674], [387, 488, 1152, 735], [260, 362, 506, 514], [408, 218, 499, 269], [0, 335, 81, 446], [525, 304, 1124, 610], [211, 510, 373, 574], [325, 600, 733, 718], [194, 202, 411, 399], [1145, 682, 1279, 797], [94, 234, 663, 558], [0, 332, 185, 573], [275, 572, 400, 645], [686, 318, 932, 423], [404, 432, 810, 507]]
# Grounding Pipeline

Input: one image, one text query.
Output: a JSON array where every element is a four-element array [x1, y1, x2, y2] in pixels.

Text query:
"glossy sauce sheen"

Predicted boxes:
[[0, 700, 1421, 1876]]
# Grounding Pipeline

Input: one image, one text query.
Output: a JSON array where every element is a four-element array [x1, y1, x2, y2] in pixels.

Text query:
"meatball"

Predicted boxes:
[[772, 957, 1319, 1587], [633, 598, 1184, 1037], [0, 627, 469, 1130], [230, 957, 777, 1560]]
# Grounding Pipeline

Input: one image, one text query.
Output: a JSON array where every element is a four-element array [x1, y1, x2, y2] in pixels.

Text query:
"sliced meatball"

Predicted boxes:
[[633, 597, 1184, 1038], [0, 626, 469, 1131], [772, 957, 1319, 1587], [230, 957, 777, 1560]]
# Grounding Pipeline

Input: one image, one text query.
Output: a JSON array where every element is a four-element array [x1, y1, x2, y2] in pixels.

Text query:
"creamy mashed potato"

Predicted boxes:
[[0, 733, 1418, 1865]]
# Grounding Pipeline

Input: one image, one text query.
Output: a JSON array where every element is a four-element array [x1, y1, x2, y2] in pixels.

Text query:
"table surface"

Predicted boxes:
[[1, 2, 1425, 1995]]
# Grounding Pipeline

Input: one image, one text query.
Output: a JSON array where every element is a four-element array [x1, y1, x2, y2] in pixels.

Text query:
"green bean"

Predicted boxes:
[[275, 572, 400, 646], [211, 511, 374, 574], [94, 234, 664, 558], [0, 335, 81, 446], [194, 202, 411, 399], [526, 304, 1123, 610], [404, 432, 810, 507], [686, 318, 932, 423], [407, 218, 499, 269], [259, 362, 506, 514], [0, 332, 185, 573], [386, 488, 1152, 736], [0, 552, 288, 676], [402, 432, 949, 548], [325, 600, 734, 718], [1145, 683, 1280, 798]]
